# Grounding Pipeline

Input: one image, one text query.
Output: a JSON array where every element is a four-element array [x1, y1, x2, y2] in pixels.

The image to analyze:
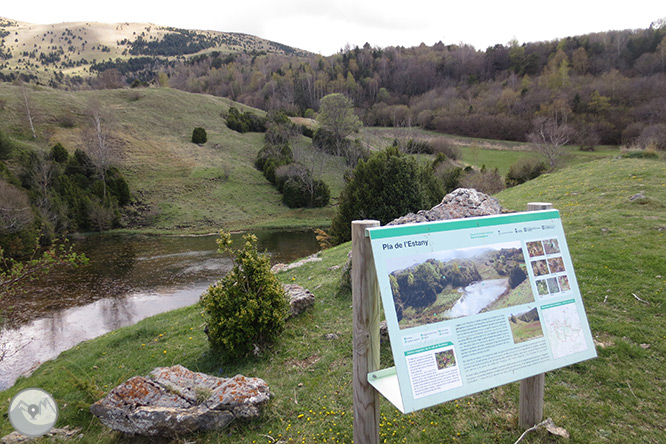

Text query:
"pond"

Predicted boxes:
[[0, 230, 320, 391]]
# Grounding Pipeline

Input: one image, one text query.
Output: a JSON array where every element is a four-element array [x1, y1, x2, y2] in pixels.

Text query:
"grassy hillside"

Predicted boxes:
[[1, 157, 663, 443], [0, 17, 308, 83], [360, 127, 620, 175], [0, 83, 347, 232]]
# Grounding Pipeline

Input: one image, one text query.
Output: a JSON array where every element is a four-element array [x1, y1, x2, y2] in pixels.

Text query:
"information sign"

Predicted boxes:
[[367, 210, 597, 413]]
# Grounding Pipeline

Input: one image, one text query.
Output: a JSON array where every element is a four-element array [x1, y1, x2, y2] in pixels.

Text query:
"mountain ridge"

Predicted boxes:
[[0, 17, 310, 83]]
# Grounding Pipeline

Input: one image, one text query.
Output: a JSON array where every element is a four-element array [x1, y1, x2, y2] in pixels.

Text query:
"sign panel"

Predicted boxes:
[[367, 210, 596, 413]]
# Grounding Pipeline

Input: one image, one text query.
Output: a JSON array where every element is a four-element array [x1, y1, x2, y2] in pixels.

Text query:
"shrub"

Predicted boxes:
[[226, 107, 267, 133], [275, 163, 308, 192], [200, 232, 289, 360], [275, 164, 330, 208], [255, 143, 293, 174], [505, 157, 547, 187], [282, 177, 330, 208], [458, 166, 506, 195], [395, 138, 433, 154], [638, 124, 666, 150], [192, 127, 207, 144], [330, 146, 443, 244], [430, 138, 461, 160], [49, 143, 69, 163], [0, 130, 14, 160], [433, 157, 464, 193], [301, 125, 314, 138], [621, 150, 659, 159], [56, 113, 76, 128]]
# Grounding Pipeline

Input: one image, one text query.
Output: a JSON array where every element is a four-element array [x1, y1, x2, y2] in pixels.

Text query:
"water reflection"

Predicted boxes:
[[0, 229, 319, 391]]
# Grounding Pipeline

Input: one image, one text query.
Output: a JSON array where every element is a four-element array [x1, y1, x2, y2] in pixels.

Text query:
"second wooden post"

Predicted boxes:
[[519, 202, 553, 428]]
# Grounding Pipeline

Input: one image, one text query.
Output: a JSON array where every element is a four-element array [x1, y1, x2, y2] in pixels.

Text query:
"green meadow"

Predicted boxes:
[[1, 156, 664, 443]]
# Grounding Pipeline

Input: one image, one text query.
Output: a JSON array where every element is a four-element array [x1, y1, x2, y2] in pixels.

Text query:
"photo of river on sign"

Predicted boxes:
[[387, 241, 534, 329]]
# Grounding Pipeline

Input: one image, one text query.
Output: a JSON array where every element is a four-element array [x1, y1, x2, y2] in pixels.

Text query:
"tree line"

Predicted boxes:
[[6, 23, 666, 148], [160, 24, 666, 148]]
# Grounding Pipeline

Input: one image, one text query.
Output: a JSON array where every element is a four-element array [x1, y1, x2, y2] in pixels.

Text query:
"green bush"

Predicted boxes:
[[192, 127, 207, 144], [282, 176, 330, 208], [200, 232, 289, 360], [0, 130, 14, 160], [49, 143, 69, 163], [505, 157, 547, 187], [255, 144, 293, 175], [226, 107, 267, 133], [395, 139, 433, 154], [621, 150, 659, 159], [330, 146, 443, 244]]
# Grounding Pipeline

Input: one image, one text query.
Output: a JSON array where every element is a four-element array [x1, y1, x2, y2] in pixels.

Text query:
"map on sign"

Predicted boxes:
[[367, 210, 597, 413], [541, 300, 589, 359]]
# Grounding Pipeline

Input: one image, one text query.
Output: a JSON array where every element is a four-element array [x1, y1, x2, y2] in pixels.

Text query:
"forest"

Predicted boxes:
[[159, 24, 666, 147], [3, 21, 666, 148]]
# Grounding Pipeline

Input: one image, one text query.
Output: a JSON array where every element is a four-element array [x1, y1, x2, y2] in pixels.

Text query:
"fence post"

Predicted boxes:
[[352, 220, 381, 444], [519, 202, 553, 428]]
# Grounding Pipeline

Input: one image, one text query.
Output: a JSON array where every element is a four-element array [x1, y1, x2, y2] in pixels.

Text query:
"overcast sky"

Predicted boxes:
[[2, 1, 663, 55]]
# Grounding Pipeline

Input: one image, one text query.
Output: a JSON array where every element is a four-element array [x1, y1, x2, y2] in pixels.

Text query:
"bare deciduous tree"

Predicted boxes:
[[84, 100, 117, 199], [527, 117, 575, 168], [0, 180, 33, 234], [292, 138, 326, 205], [19, 82, 37, 139]]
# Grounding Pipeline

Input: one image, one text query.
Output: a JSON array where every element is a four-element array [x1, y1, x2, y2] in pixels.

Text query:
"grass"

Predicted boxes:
[[1, 156, 664, 443], [360, 127, 621, 175], [0, 83, 347, 232]]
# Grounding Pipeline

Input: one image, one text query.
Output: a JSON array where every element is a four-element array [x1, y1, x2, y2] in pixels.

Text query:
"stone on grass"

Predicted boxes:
[[89, 365, 271, 437], [388, 188, 504, 225], [271, 254, 321, 273], [284, 284, 315, 317]]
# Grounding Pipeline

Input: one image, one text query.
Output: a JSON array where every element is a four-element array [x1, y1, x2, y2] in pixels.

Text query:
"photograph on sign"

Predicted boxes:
[[385, 241, 534, 329], [367, 210, 597, 414]]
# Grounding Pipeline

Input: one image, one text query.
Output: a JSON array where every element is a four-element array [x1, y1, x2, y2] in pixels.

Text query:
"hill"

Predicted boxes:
[[0, 82, 346, 232], [3, 17, 666, 152], [0, 17, 309, 85], [0, 156, 663, 443]]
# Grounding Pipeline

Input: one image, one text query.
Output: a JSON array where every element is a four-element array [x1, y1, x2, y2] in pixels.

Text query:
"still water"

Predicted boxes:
[[0, 230, 320, 391]]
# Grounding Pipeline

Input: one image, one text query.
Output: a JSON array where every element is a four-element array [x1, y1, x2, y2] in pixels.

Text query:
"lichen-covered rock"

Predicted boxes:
[[90, 365, 271, 436], [284, 284, 315, 317], [388, 188, 504, 225]]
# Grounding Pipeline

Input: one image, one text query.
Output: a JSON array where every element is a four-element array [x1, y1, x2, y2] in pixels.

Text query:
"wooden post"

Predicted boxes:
[[352, 220, 381, 444], [519, 202, 553, 428]]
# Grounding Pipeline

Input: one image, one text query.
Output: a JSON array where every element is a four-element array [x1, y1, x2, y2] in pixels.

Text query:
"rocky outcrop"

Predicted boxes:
[[90, 365, 271, 437], [388, 188, 504, 225], [284, 284, 315, 317], [271, 254, 322, 273]]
